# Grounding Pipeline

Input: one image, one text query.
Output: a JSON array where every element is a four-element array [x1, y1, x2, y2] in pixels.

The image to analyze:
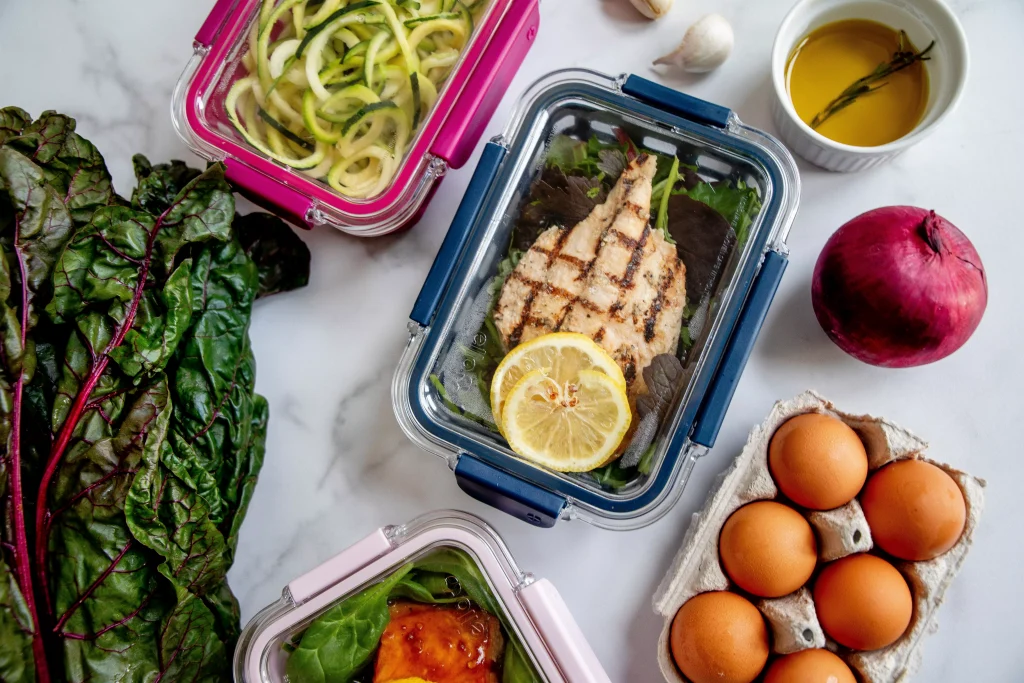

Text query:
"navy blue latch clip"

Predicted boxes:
[[622, 75, 732, 129], [692, 250, 789, 448], [410, 142, 507, 327], [454, 454, 567, 528]]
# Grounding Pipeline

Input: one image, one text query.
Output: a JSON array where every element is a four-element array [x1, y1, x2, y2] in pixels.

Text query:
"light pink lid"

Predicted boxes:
[[233, 510, 610, 682], [172, 0, 541, 235]]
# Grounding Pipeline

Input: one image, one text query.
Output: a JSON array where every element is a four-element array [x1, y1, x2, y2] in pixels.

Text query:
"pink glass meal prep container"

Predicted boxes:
[[172, 0, 540, 236], [235, 510, 611, 682]]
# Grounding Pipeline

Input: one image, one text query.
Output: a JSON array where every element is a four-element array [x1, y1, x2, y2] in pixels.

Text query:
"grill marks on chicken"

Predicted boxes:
[[494, 154, 687, 404]]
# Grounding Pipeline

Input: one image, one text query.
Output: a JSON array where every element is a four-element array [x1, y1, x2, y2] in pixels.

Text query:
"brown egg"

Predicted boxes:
[[813, 554, 912, 650], [719, 501, 818, 598], [763, 649, 857, 683], [670, 591, 769, 683], [861, 459, 967, 561], [769, 413, 868, 510]]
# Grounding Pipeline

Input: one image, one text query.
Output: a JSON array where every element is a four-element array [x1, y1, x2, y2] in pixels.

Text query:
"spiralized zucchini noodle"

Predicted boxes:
[[228, 0, 486, 199]]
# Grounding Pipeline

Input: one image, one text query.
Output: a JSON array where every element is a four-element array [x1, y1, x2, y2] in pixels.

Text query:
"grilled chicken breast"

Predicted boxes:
[[373, 601, 504, 683], [494, 154, 687, 413]]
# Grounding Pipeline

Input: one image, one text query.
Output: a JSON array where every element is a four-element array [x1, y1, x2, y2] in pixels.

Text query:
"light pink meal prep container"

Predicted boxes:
[[173, 0, 540, 235], [235, 510, 611, 682]]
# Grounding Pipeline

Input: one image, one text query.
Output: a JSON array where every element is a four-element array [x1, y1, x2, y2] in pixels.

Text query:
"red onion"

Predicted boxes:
[[812, 206, 987, 368]]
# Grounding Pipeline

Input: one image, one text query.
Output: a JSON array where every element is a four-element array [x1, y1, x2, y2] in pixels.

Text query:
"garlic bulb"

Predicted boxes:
[[654, 14, 734, 73], [630, 0, 673, 20]]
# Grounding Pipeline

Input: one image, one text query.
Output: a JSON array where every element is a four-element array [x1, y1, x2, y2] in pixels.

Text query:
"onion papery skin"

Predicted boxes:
[[812, 206, 987, 368]]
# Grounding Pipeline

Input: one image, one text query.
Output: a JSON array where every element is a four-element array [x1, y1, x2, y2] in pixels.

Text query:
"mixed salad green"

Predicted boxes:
[[285, 547, 542, 683], [436, 131, 762, 490]]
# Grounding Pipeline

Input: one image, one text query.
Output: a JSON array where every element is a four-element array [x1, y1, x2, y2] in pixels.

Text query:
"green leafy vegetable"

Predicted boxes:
[[655, 155, 680, 243], [637, 443, 657, 475], [635, 354, 685, 420], [287, 548, 542, 683], [286, 565, 413, 683], [513, 167, 605, 252], [676, 180, 761, 246], [589, 461, 638, 490], [666, 194, 737, 301], [0, 108, 310, 683], [235, 211, 312, 296]]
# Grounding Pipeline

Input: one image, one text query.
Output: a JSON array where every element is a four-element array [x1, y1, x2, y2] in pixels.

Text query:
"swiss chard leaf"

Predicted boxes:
[[0, 561, 34, 683], [234, 211, 311, 297], [0, 147, 76, 327], [155, 588, 231, 682], [4, 111, 115, 225], [0, 143, 76, 680], [131, 155, 202, 216], [50, 381, 184, 681], [0, 109, 310, 683], [166, 239, 261, 534], [286, 565, 413, 683], [0, 107, 31, 145]]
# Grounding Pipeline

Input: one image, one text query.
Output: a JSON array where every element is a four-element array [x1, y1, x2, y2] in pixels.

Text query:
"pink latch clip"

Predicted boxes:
[[430, 0, 541, 168], [286, 529, 392, 604], [520, 579, 612, 683]]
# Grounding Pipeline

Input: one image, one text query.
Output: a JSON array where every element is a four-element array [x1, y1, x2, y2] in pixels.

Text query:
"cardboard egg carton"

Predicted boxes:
[[652, 391, 986, 683]]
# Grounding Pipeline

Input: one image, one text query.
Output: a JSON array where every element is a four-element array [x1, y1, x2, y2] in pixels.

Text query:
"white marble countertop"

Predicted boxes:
[[2, 0, 1022, 680]]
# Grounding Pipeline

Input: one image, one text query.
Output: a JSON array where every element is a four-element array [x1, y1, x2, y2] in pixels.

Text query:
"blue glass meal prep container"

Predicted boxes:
[[393, 70, 800, 530]]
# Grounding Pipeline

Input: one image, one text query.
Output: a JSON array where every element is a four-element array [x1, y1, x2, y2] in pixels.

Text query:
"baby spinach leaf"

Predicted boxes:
[[286, 548, 545, 683], [390, 576, 438, 603], [412, 548, 500, 616], [503, 640, 542, 683], [286, 565, 413, 683]]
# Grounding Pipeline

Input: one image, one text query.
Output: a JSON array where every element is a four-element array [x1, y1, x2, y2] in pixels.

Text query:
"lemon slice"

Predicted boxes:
[[501, 368, 632, 472], [490, 332, 626, 429]]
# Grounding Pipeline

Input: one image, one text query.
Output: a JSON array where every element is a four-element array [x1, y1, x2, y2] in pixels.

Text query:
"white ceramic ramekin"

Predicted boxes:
[[771, 0, 969, 172]]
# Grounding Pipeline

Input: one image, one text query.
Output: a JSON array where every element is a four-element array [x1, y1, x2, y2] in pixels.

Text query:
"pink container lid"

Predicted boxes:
[[172, 0, 541, 236], [233, 510, 610, 683]]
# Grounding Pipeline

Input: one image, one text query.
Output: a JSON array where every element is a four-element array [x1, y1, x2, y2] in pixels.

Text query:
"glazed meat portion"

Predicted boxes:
[[373, 601, 505, 683], [494, 154, 687, 403]]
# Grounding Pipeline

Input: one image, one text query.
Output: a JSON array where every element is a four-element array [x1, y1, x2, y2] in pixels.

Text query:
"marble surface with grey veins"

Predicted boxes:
[[1, 0, 1022, 680]]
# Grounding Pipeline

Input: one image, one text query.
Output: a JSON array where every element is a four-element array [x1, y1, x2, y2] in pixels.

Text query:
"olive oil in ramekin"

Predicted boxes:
[[786, 19, 931, 147]]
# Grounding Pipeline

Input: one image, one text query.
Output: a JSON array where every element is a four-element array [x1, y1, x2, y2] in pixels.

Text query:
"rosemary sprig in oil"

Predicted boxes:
[[811, 30, 935, 129]]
